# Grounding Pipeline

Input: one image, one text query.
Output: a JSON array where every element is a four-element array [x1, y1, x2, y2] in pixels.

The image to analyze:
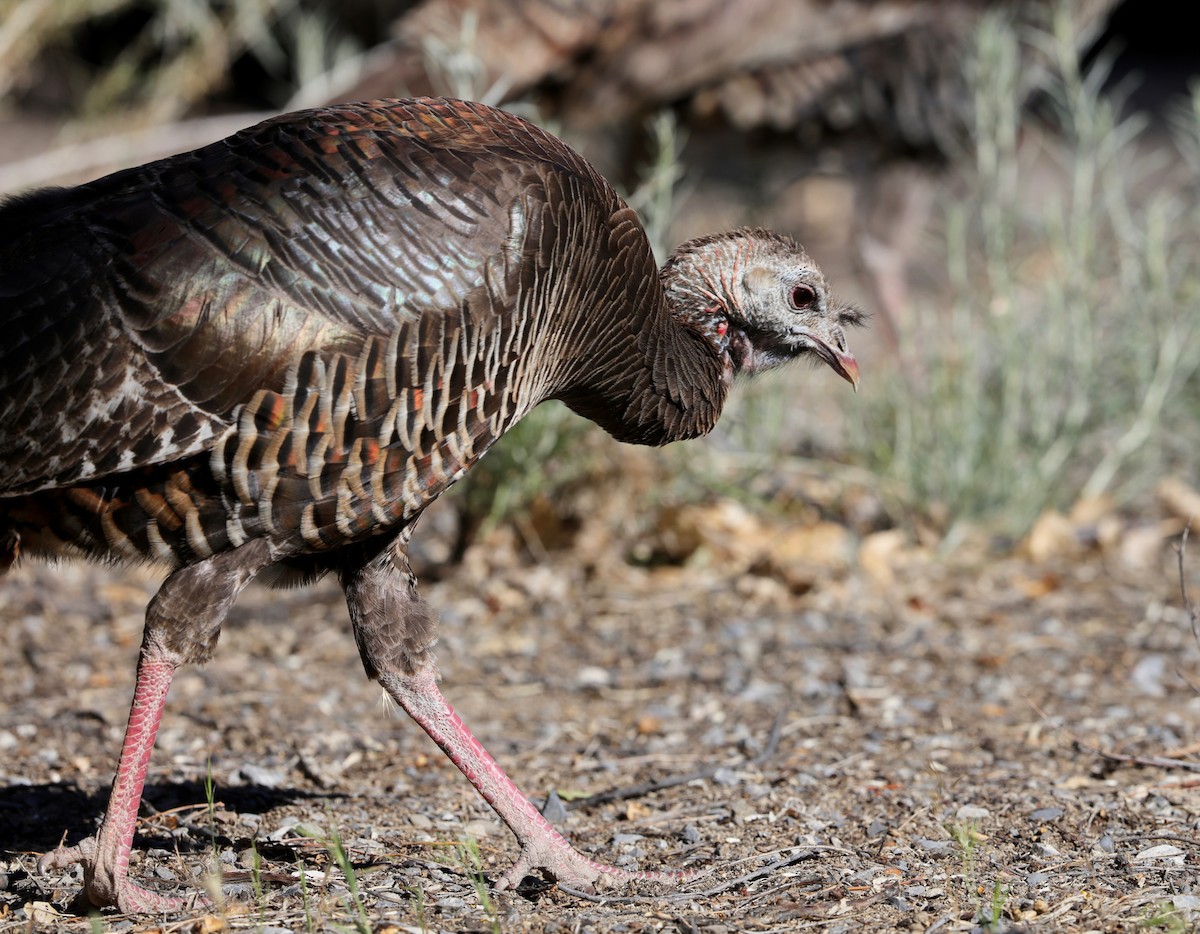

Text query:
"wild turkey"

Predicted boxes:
[[0, 97, 861, 912]]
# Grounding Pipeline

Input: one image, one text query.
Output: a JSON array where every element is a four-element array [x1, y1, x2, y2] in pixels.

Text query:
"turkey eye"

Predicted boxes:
[[790, 284, 817, 309]]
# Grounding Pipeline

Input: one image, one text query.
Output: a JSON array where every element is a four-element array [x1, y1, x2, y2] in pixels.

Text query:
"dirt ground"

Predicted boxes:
[[2, 480, 1199, 933]]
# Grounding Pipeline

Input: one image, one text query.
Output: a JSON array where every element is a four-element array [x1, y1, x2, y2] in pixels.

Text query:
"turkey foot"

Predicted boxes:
[[37, 837, 195, 913], [380, 668, 697, 892], [495, 827, 698, 892]]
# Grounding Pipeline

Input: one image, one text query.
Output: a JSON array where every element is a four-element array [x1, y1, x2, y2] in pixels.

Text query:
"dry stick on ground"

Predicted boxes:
[[1172, 520, 1200, 699], [557, 847, 831, 904], [1178, 520, 1198, 646], [1027, 699, 1200, 774], [563, 711, 786, 812]]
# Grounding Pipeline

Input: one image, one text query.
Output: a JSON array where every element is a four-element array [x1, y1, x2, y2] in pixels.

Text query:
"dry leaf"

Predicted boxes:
[[651, 499, 767, 568], [858, 528, 908, 586], [625, 800, 652, 821], [1157, 476, 1200, 523], [1069, 495, 1114, 525], [25, 902, 60, 925], [1015, 572, 1061, 599], [1117, 520, 1185, 569], [1025, 510, 1080, 563], [773, 521, 852, 570]]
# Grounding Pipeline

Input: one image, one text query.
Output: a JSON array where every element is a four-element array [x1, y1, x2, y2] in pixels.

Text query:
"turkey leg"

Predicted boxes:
[[38, 651, 190, 912], [38, 540, 271, 911], [340, 539, 692, 892], [380, 666, 692, 891]]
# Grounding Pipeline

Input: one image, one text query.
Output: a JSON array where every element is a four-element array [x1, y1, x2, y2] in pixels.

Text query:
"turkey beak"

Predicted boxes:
[[805, 331, 860, 391], [831, 349, 860, 391]]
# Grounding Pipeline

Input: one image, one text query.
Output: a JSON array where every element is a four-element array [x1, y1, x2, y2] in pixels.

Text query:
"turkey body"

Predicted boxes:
[[3, 98, 706, 569], [0, 97, 860, 911]]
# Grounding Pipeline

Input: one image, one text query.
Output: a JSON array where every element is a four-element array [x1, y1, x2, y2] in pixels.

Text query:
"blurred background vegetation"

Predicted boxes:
[[1, 0, 1197, 561]]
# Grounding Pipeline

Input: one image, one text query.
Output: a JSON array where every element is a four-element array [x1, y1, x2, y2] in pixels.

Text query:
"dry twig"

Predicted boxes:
[[1177, 520, 1199, 646], [564, 710, 785, 812]]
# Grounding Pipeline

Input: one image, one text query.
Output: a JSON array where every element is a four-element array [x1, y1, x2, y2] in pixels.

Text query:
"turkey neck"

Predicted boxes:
[[549, 288, 728, 448]]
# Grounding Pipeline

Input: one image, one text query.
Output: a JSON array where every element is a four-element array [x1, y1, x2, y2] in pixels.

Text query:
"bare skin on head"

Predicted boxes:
[[0, 97, 862, 911]]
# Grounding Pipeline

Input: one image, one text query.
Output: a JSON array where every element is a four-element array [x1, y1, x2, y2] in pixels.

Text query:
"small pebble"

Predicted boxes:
[[1029, 807, 1063, 821], [539, 789, 568, 822], [712, 767, 742, 786], [232, 762, 289, 788]]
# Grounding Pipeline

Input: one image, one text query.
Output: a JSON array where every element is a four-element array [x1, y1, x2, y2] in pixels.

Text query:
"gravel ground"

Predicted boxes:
[[2, 491, 1199, 932]]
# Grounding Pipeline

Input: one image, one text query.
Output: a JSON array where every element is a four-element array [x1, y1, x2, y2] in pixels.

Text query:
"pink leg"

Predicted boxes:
[[39, 650, 194, 912], [379, 668, 695, 892]]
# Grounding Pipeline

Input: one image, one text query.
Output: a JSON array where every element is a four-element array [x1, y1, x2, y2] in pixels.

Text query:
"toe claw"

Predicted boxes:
[[37, 838, 96, 875], [37, 835, 198, 913]]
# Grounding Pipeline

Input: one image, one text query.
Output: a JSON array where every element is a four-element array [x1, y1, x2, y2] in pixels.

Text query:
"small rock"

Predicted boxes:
[[1029, 807, 1063, 822], [955, 805, 990, 820], [462, 818, 494, 839], [576, 666, 611, 688], [539, 789, 568, 822], [730, 799, 756, 824], [1134, 844, 1185, 864], [232, 762, 289, 788], [1171, 895, 1200, 921], [1130, 655, 1167, 698], [267, 815, 301, 841]]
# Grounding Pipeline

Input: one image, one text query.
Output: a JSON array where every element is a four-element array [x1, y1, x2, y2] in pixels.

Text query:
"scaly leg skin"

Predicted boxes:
[[37, 651, 194, 913], [380, 667, 697, 892]]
